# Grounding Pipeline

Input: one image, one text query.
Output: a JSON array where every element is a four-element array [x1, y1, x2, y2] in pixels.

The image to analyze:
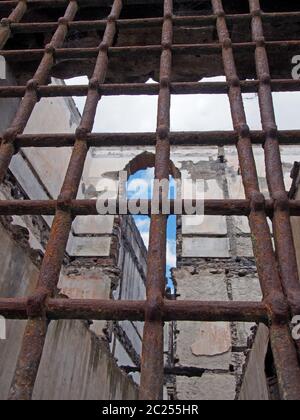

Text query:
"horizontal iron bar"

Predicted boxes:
[[1, 80, 300, 99], [120, 365, 229, 377], [0, 199, 300, 216], [12, 130, 300, 149], [1, 41, 300, 61], [0, 0, 196, 10], [0, 298, 269, 323], [9, 12, 300, 34], [2, 0, 300, 12]]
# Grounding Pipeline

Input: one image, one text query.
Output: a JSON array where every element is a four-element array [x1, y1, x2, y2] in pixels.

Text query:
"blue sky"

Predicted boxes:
[[127, 168, 176, 288]]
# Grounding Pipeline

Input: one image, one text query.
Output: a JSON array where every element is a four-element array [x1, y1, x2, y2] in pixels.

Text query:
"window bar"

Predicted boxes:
[[1, 40, 300, 62], [0, 0, 79, 183], [8, 0, 123, 400], [1, 79, 300, 100], [5, 12, 300, 35], [139, 0, 173, 401], [249, 0, 300, 320], [212, 0, 300, 399], [6, 129, 300, 149], [6, 0, 80, 400], [0, 0, 27, 48], [0, 298, 270, 324], [1, 198, 300, 217]]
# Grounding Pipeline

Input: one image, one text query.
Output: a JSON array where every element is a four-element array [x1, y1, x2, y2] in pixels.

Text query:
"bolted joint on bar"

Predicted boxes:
[[99, 42, 109, 52], [26, 287, 49, 318], [251, 9, 262, 17], [273, 191, 289, 212], [264, 124, 278, 139], [216, 10, 225, 18], [57, 192, 73, 212], [228, 76, 240, 88], [236, 123, 250, 138], [160, 76, 170, 89], [3, 127, 18, 145], [58, 17, 69, 26], [161, 41, 172, 50], [249, 191, 265, 212], [222, 38, 232, 49], [107, 14, 117, 23], [260, 73, 271, 85], [45, 43, 56, 55], [157, 125, 169, 140], [256, 36, 265, 47], [26, 79, 39, 92], [145, 297, 164, 322], [75, 126, 89, 141], [88, 77, 99, 91], [164, 12, 173, 21], [265, 292, 290, 325], [1, 18, 12, 28]]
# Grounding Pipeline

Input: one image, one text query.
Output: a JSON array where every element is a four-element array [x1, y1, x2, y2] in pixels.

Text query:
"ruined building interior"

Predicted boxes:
[[1, 0, 300, 401]]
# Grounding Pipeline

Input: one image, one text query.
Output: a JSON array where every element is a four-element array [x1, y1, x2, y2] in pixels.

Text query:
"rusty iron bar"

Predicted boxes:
[[0, 0, 79, 184], [213, 0, 300, 400], [0, 298, 269, 324], [1, 40, 300, 61], [8, 11, 300, 34], [212, 0, 283, 311], [249, 0, 300, 317], [0, 0, 196, 8], [10, 130, 300, 148], [7, 0, 80, 400], [0, 0, 27, 48], [8, 0, 123, 400], [139, 0, 173, 401], [1, 80, 300, 99], [2, 198, 300, 217]]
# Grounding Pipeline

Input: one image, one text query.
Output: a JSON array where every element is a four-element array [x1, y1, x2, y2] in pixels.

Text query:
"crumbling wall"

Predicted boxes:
[[0, 219, 138, 400], [0, 66, 141, 400], [172, 145, 298, 400], [173, 259, 262, 400]]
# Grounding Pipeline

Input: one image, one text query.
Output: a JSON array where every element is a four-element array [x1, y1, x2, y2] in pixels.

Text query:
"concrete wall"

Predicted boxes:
[[0, 219, 138, 400], [173, 144, 288, 400], [111, 216, 147, 384], [238, 325, 270, 401], [173, 259, 262, 400]]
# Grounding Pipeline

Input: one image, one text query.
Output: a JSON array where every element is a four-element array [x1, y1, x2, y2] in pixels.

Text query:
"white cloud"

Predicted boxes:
[[167, 239, 177, 268], [135, 217, 150, 232], [140, 231, 149, 249]]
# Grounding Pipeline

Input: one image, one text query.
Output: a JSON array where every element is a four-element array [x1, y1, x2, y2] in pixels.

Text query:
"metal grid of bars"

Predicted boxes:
[[0, 0, 300, 400]]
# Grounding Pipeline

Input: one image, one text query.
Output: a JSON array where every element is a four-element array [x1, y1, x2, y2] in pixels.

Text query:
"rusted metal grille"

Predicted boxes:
[[0, 0, 300, 400]]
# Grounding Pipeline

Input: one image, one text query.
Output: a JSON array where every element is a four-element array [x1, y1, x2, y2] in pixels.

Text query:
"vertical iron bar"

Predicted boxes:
[[8, 0, 123, 400], [139, 0, 173, 400], [249, 0, 300, 316], [211, 0, 283, 304], [212, 0, 300, 400]]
